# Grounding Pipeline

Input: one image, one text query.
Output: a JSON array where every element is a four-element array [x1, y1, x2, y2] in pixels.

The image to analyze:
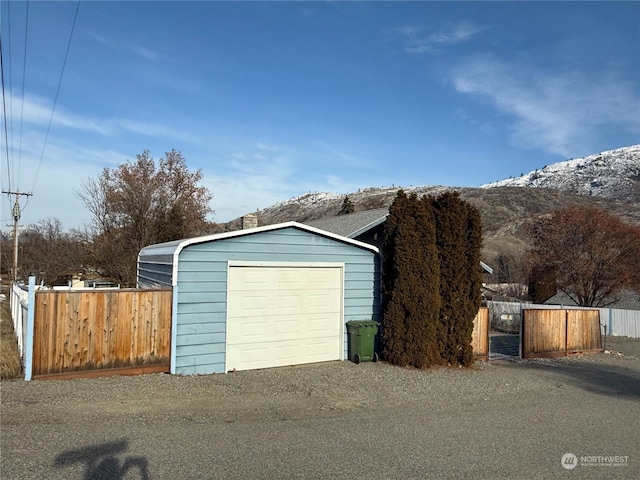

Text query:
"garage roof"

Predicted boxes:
[[139, 220, 379, 258]]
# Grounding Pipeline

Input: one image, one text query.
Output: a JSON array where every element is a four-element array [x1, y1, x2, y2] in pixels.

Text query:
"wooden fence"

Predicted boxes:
[[10, 282, 30, 359], [471, 307, 490, 361], [31, 288, 172, 379], [487, 300, 640, 339], [522, 309, 602, 359]]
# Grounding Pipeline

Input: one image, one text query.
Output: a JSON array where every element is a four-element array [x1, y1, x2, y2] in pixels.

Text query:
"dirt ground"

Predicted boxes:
[[2, 290, 639, 478], [2, 335, 639, 479]]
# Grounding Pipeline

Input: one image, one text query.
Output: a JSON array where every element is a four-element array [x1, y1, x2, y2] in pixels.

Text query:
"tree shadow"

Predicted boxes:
[[516, 359, 640, 399], [54, 438, 149, 480]]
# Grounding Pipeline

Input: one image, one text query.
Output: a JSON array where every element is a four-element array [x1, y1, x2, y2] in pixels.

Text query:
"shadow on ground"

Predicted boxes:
[[515, 359, 640, 399], [490, 334, 520, 357], [54, 438, 149, 480]]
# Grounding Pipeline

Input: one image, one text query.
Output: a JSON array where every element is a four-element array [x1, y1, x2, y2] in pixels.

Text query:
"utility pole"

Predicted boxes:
[[2, 190, 33, 282]]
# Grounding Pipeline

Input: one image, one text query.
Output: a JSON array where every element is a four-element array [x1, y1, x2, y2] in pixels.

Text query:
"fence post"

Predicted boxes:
[[24, 276, 36, 381], [564, 309, 569, 357], [518, 303, 523, 359]]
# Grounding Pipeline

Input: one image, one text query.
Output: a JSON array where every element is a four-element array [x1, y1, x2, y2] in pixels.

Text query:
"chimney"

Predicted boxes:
[[241, 213, 258, 230]]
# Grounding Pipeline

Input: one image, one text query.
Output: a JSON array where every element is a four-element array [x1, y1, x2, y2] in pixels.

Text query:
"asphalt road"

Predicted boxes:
[[2, 337, 639, 480]]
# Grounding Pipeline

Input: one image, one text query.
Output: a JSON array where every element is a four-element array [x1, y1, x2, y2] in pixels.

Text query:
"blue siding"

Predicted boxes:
[[177, 311, 226, 326], [137, 260, 173, 288], [141, 225, 380, 375]]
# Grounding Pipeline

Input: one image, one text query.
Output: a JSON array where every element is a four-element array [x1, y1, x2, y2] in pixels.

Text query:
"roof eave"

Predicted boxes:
[[138, 221, 380, 286], [347, 214, 389, 238]]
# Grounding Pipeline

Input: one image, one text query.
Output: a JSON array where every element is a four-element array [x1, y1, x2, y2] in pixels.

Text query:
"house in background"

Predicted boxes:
[[306, 208, 389, 252], [137, 221, 380, 375], [305, 208, 493, 276], [544, 289, 640, 310]]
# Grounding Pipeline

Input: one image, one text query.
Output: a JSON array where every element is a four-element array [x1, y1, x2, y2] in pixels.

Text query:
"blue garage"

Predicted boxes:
[[137, 222, 380, 375]]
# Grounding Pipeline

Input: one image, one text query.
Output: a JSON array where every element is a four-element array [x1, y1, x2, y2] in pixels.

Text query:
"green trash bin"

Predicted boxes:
[[346, 320, 380, 364]]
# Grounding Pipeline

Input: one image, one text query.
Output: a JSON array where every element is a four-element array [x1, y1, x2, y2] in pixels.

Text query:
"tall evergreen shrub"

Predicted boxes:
[[462, 200, 483, 365], [381, 191, 442, 367], [432, 192, 483, 366]]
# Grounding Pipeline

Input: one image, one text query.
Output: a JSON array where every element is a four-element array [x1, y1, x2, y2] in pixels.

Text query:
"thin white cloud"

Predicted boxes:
[[393, 21, 487, 55], [202, 144, 296, 220], [201, 142, 374, 222], [256, 143, 279, 152], [18, 94, 110, 134], [204, 169, 366, 224], [310, 141, 371, 169], [451, 55, 640, 156], [13, 95, 194, 142], [116, 119, 196, 142], [131, 46, 161, 62], [88, 32, 117, 51], [452, 108, 498, 136], [4, 133, 378, 227], [88, 32, 162, 62], [2, 142, 129, 228], [320, 174, 361, 193], [227, 144, 293, 179]]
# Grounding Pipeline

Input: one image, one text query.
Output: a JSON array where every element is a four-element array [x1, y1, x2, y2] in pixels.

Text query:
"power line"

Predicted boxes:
[[0, 1, 80, 237], [31, 0, 80, 193], [17, 0, 29, 190], [3, 0, 15, 192], [1, 35, 10, 192]]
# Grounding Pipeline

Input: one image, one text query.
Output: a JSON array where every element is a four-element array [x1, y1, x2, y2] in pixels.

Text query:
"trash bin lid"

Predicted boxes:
[[346, 320, 380, 333]]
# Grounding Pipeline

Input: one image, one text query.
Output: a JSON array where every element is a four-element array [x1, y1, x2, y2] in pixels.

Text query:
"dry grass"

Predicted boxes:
[[1, 297, 22, 380], [244, 186, 640, 245]]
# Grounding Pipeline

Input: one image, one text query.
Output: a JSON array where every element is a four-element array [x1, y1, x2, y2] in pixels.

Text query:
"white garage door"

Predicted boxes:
[[226, 264, 343, 371]]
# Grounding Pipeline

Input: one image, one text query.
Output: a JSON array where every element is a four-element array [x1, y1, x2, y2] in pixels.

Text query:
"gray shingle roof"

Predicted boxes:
[[305, 208, 389, 238], [307, 208, 495, 274], [544, 289, 640, 310]]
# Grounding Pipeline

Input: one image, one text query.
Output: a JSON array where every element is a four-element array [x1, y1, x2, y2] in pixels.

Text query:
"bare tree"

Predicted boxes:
[[76, 150, 214, 286], [526, 207, 640, 307], [495, 247, 529, 299], [18, 218, 85, 285], [153, 150, 213, 242]]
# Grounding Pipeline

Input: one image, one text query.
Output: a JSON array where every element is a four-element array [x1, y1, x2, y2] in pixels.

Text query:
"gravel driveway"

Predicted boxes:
[[1, 336, 639, 479]]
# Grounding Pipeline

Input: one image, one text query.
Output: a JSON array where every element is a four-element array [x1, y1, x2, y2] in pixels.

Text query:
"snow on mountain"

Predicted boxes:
[[254, 185, 450, 225], [223, 145, 639, 235], [481, 145, 640, 203]]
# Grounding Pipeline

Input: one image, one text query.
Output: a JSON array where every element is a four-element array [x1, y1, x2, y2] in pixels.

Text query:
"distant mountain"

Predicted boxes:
[[221, 145, 640, 265], [481, 145, 640, 204]]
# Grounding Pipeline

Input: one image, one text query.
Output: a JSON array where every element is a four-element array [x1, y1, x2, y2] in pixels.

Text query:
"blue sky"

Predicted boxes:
[[1, 1, 639, 229]]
